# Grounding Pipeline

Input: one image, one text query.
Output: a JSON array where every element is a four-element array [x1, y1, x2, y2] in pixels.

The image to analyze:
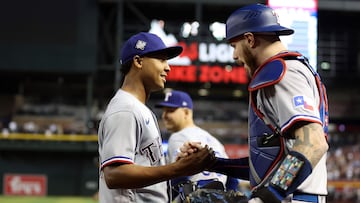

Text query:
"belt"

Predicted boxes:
[[293, 191, 319, 203]]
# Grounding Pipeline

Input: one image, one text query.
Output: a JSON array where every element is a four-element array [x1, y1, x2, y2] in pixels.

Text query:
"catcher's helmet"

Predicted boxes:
[[226, 4, 294, 41]]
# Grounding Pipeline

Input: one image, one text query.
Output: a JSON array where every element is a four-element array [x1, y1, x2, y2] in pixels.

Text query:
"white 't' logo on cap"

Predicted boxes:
[[135, 40, 147, 50]]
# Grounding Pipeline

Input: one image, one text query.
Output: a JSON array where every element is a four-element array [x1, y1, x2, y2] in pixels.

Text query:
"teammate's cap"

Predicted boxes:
[[120, 32, 183, 65], [155, 90, 193, 109]]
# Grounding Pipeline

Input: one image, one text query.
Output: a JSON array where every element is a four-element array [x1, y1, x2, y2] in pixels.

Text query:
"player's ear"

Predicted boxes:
[[133, 55, 143, 69], [243, 32, 256, 47], [184, 108, 191, 116]]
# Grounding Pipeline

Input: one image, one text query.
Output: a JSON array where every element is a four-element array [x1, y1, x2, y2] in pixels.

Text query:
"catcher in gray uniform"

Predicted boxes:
[[97, 32, 216, 203], [178, 4, 329, 203]]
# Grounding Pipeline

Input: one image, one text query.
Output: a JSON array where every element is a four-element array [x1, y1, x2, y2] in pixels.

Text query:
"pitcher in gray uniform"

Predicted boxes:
[[97, 32, 216, 203], [177, 4, 329, 203]]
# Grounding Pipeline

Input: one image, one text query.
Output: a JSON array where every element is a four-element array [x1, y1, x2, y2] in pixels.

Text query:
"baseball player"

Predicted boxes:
[[155, 90, 239, 201], [178, 4, 329, 203], [97, 32, 216, 203]]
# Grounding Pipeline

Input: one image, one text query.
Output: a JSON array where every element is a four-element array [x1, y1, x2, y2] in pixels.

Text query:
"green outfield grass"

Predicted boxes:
[[0, 196, 97, 203]]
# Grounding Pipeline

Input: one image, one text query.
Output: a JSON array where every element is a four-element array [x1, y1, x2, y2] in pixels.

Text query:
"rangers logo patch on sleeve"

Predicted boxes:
[[293, 95, 314, 111]]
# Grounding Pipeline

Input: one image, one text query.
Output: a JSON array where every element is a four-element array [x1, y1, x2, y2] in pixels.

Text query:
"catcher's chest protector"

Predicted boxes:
[[248, 57, 286, 188]]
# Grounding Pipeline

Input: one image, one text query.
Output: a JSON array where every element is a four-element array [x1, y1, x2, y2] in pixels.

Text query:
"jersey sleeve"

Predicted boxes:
[[270, 61, 322, 134], [99, 111, 139, 169]]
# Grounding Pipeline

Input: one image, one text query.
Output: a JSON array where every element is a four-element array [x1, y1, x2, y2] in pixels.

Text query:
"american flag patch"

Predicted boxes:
[[293, 95, 314, 111]]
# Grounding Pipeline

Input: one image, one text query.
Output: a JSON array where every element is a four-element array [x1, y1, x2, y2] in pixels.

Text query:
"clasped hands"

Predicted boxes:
[[176, 142, 216, 171], [176, 141, 204, 160]]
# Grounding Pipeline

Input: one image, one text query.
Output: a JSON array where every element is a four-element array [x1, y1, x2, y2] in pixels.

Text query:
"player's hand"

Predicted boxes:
[[177, 144, 216, 175], [176, 141, 203, 161]]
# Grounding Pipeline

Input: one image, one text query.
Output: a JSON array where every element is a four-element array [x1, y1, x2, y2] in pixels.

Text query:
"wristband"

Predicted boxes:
[[251, 151, 313, 202], [270, 151, 312, 196]]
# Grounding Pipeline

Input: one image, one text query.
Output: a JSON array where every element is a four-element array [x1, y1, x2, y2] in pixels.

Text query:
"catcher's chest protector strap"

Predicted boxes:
[[247, 53, 293, 188]]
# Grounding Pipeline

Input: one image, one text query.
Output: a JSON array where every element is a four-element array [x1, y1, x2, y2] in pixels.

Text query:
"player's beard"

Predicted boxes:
[[242, 44, 257, 77]]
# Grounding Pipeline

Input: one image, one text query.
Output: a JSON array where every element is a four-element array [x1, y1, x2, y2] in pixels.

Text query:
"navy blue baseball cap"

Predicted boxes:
[[120, 32, 183, 65], [226, 4, 294, 41], [155, 90, 193, 109]]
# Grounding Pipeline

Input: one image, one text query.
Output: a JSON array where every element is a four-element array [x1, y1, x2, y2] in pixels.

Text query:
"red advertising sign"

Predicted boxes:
[[166, 41, 248, 84], [3, 174, 47, 196], [148, 20, 249, 85]]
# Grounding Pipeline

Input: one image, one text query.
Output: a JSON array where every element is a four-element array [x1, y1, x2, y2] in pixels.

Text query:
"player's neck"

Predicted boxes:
[[121, 84, 148, 104]]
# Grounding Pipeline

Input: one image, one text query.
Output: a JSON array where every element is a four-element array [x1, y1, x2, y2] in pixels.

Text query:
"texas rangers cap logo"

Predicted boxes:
[[271, 10, 280, 25], [135, 40, 147, 50]]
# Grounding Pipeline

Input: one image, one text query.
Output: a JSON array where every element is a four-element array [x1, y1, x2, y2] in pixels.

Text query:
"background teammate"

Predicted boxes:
[[97, 32, 215, 203], [155, 90, 239, 201], [178, 4, 329, 203]]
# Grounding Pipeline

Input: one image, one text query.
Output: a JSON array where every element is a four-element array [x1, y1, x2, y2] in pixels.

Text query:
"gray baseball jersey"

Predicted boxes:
[[98, 89, 169, 203], [167, 126, 229, 186], [256, 59, 327, 195]]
